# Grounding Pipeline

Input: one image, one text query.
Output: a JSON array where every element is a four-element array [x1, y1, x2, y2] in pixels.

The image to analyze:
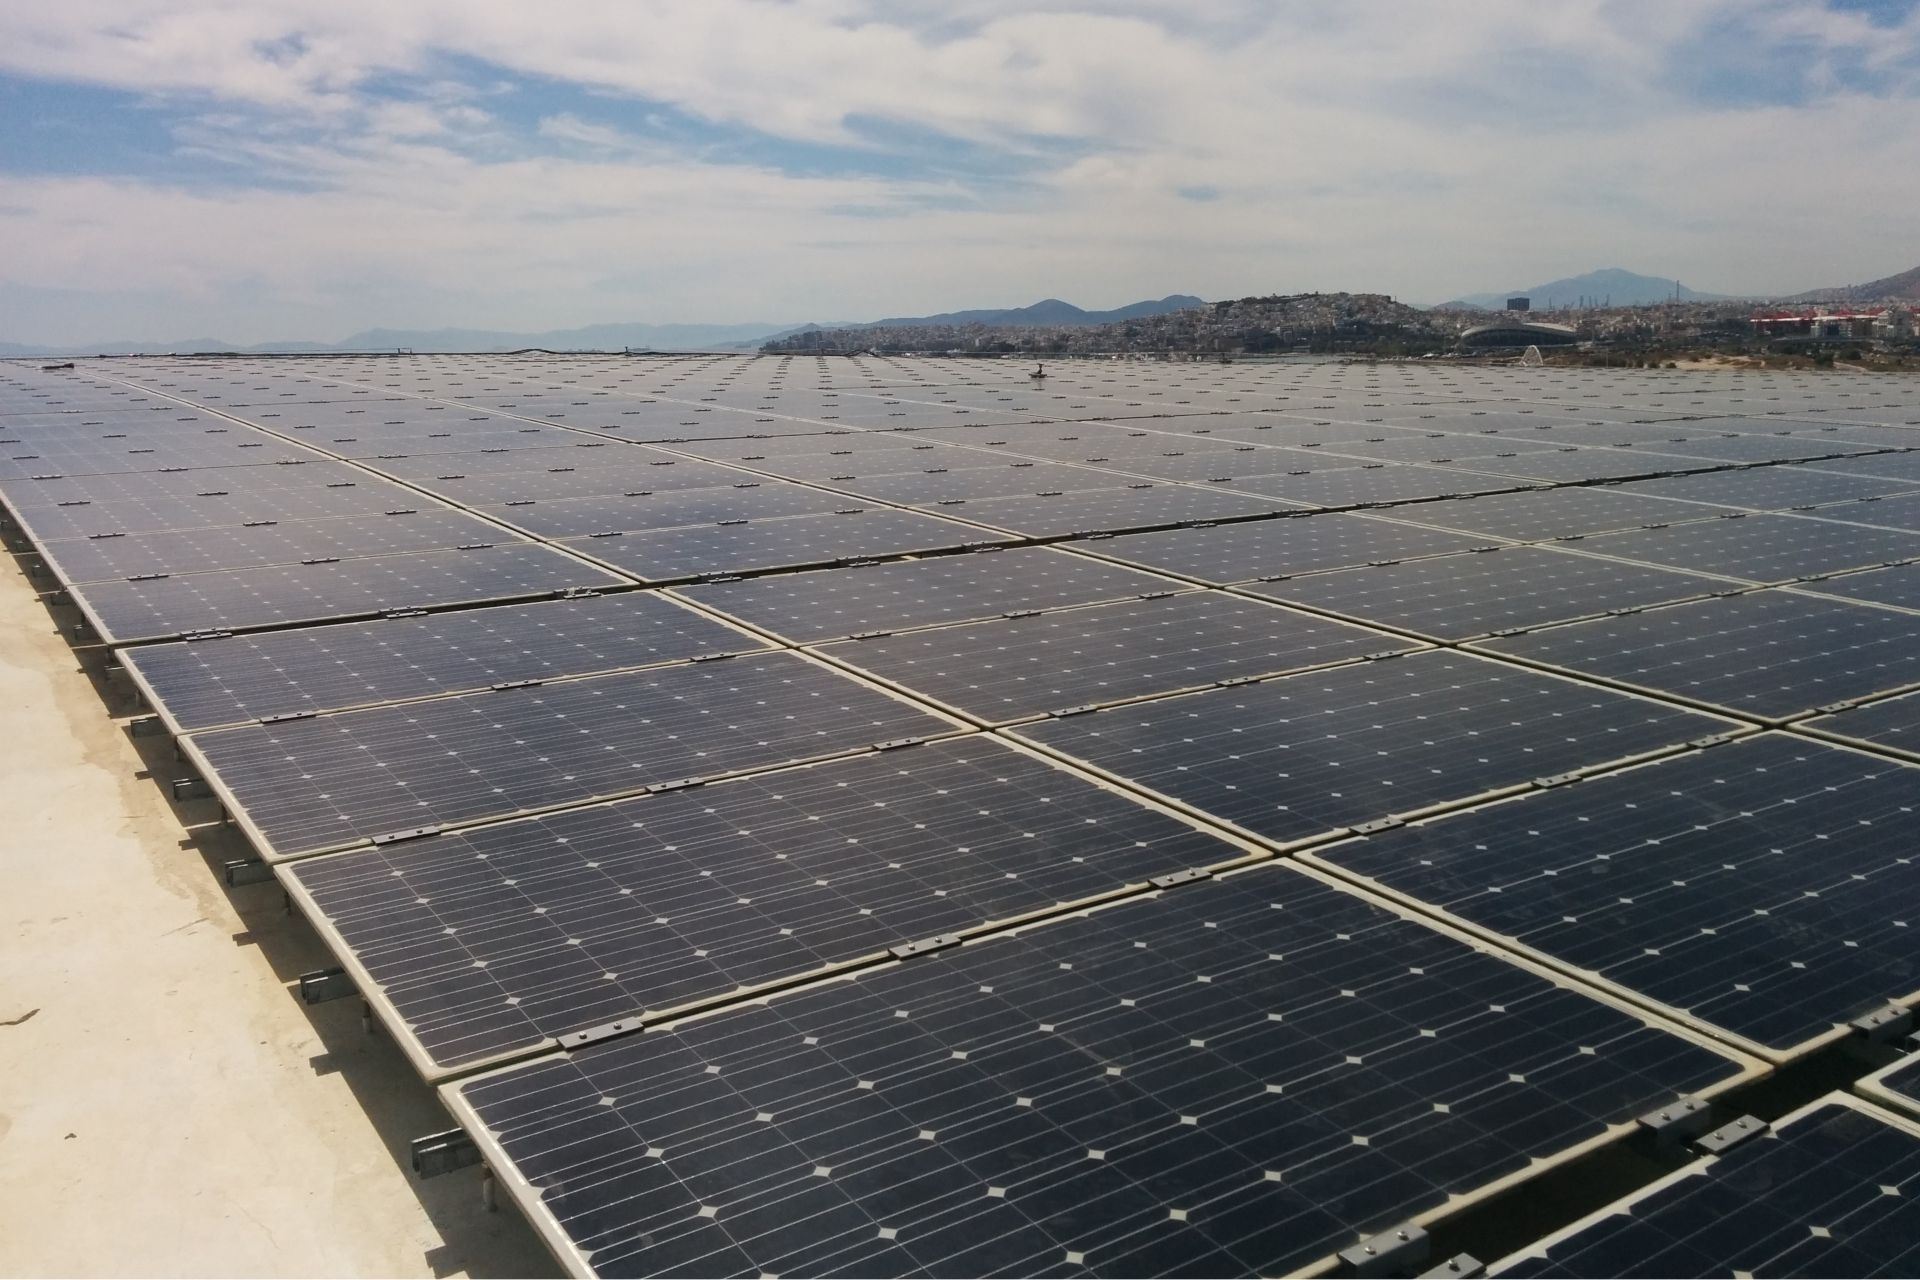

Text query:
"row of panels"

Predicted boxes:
[[15, 354, 1920, 1280]]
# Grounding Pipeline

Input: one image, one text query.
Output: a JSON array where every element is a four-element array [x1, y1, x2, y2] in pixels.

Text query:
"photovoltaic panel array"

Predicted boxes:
[[9, 352, 1920, 1280], [1473, 589, 1920, 720], [1309, 733, 1920, 1058], [185, 651, 956, 859], [1492, 1097, 1920, 1279], [122, 590, 764, 733], [282, 737, 1251, 1077], [1011, 650, 1731, 846], [446, 864, 1751, 1279], [817, 591, 1421, 723]]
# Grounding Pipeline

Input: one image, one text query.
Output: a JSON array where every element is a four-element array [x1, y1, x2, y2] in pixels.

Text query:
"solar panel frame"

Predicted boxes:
[[1858, 1049, 1920, 1121], [437, 861, 1761, 1280]]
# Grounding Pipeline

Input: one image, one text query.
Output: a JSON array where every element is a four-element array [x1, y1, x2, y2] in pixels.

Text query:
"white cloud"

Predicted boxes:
[[0, 1, 1916, 342]]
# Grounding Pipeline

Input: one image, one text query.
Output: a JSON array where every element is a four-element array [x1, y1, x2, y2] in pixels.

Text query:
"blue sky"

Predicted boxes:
[[1, 0, 1917, 343]]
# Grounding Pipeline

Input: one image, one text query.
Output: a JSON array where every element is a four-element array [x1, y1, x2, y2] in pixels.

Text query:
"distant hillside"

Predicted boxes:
[[1788, 264, 1920, 304], [1444, 268, 1727, 310], [766, 292, 1442, 355], [2, 300, 1204, 358], [862, 295, 1203, 330]]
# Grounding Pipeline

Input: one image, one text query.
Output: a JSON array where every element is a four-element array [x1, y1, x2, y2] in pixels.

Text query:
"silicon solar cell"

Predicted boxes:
[[1242, 546, 1720, 640], [1492, 1097, 1920, 1279], [444, 864, 1750, 1280], [1090, 513, 1493, 584], [1010, 650, 1727, 847], [676, 546, 1172, 642], [817, 592, 1416, 723], [1474, 589, 1920, 719], [1311, 733, 1920, 1056], [69, 542, 629, 644], [281, 737, 1247, 1075], [558, 508, 1012, 583], [184, 651, 955, 859], [122, 591, 761, 732]]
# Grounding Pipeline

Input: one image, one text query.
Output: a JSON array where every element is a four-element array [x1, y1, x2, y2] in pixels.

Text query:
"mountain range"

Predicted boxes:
[[1434, 268, 1727, 311], [0, 296, 1206, 358]]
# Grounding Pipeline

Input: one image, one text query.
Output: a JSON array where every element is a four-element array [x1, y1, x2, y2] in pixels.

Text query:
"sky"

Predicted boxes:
[[1, 0, 1918, 344]]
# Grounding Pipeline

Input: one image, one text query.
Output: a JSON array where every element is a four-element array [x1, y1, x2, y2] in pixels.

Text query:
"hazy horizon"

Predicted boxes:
[[4, 1, 1918, 345]]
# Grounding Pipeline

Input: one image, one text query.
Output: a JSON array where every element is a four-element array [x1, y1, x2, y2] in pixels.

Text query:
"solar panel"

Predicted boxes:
[[1806, 493, 1920, 533], [481, 484, 849, 538], [1010, 650, 1729, 847], [1218, 463, 1517, 508], [941, 486, 1300, 537], [184, 651, 957, 860], [281, 737, 1249, 1076], [2, 481, 422, 542], [1242, 546, 1720, 640], [1308, 732, 1920, 1057], [818, 463, 1123, 505], [1799, 562, 1920, 612], [1474, 589, 1920, 720], [818, 592, 1417, 723], [69, 542, 630, 644], [676, 547, 1173, 643], [558, 508, 1012, 584], [1091, 513, 1494, 585], [1808, 452, 1920, 483], [1613, 466, 1917, 511], [34, 508, 516, 585], [1376, 486, 1708, 541], [444, 863, 1752, 1279], [121, 591, 761, 733], [1492, 1096, 1920, 1279], [1578, 513, 1920, 582], [1451, 449, 1717, 484], [0, 458, 374, 509], [1801, 689, 1920, 759]]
